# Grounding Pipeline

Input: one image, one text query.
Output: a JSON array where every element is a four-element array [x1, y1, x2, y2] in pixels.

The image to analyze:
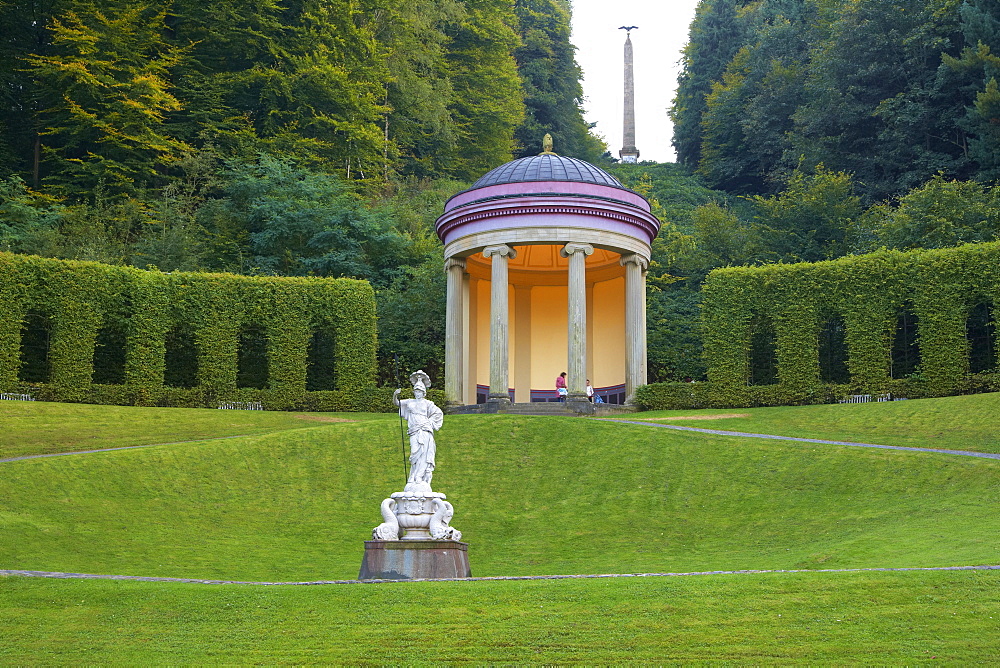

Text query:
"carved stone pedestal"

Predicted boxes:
[[358, 540, 471, 580], [391, 490, 446, 540]]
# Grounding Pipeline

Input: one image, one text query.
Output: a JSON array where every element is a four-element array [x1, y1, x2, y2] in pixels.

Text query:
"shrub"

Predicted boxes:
[[694, 242, 1000, 408], [0, 252, 377, 409]]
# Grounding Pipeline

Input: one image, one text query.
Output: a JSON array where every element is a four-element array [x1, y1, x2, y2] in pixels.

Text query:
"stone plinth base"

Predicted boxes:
[[445, 401, 637, 416], [358, 540, 471, 580]]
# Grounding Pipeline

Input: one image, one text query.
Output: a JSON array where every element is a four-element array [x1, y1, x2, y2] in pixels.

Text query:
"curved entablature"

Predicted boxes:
[[437, 189, 660, 250], [442, 227, 651, 265]]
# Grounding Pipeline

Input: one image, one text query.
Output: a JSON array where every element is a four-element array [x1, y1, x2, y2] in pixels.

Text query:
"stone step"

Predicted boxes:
[[446, 401, 636, 416], [505, 402, 573, 410], [501, 404, 578, 415]]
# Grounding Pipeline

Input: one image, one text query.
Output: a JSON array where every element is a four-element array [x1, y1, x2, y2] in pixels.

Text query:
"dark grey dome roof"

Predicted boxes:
[[471, 154, 627, 190]]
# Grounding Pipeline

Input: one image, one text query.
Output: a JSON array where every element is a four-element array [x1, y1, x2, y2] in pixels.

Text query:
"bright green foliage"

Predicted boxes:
[[942, 0, 1000, 181], [380, 0, 466, 178], [443, 0, 526, 180], [689, 201, 762, 269], [196, 155, 411, 282], [0, 252, 377, 409], [376, 254, 447, 383], [167, 0, 394, 178], [698, 46, 756, 189], [674, 0, 995, 200], [859, 175, 1000, 251], [0, 177, 64, 253], [686, 242, 1000, 409], [748, 165, 861, 262], [609, 163, 741, 381], [3, 0, 598, 198], [511, 0, 606, 161], [670, 0, 748, 169], [27, 0, 191, 197], [697, 1, 809, 191]]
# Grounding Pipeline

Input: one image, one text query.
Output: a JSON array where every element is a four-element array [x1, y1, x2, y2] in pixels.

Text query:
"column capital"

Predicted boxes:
[[560, 242, 594, 258], [444, 257, 466, 272], [482, 244, 517, 260], [620, 253, 649, 271]]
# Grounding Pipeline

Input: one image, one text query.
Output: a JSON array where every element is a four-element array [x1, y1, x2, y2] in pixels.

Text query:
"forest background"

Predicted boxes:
[[1, 0, 998, 384]]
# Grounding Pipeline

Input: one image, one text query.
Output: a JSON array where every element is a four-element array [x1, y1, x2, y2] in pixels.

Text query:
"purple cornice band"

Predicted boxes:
[[437, 181, 661, 247]]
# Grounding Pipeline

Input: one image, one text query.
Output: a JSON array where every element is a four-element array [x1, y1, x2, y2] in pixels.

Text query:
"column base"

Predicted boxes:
[[565, 398, 596, 415], [487, 394, 512, 405]]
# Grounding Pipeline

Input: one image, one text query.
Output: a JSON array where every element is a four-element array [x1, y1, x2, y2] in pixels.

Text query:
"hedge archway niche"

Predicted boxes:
[[306, 329, 336, 391], [967, 301, 996, 374], [237, 324, 269, 389], [891, 305, 920, 379], [18, 311, 52, 384]]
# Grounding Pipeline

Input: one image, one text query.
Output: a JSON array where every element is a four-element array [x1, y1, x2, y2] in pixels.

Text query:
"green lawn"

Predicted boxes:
[[2, 396, 999, 662], [0, 400, 390, 459], [623, 391, 1000, 453], [2, 413, 998, 580], [1, 570, 997, 663]]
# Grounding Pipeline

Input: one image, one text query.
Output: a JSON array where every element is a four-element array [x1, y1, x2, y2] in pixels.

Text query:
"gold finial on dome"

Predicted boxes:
[[539, 133, 557, 155]]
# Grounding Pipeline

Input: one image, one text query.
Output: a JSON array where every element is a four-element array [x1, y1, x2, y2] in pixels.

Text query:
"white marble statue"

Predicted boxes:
[[393, 370, 444, 493], [371, 370, 461, 542], [372, 498, 400, 540], [429, 498, 462, 541]]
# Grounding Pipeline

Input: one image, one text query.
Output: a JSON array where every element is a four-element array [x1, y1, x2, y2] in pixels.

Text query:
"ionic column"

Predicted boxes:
[[621, 253, 649, 403], [562, 242, 593, 401], [483, 244, 517, 402], [444, 257, 466, 405]]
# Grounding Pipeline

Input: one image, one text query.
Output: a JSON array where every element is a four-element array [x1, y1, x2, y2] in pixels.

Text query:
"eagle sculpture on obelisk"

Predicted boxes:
[[619, 26, 640, 164]]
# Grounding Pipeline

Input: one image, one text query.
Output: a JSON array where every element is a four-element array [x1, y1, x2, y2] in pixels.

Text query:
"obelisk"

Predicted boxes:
[[619, 27, 640, 163]]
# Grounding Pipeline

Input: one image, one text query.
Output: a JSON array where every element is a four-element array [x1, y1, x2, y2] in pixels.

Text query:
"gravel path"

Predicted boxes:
[[2, 564, 998, 586], [604, 420, 1000, 460]]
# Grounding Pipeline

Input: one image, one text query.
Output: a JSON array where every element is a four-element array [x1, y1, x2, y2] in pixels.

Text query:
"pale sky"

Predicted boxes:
[[571, 0, 701, 163]]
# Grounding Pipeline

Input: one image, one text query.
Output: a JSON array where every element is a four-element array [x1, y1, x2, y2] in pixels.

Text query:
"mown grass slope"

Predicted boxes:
[[2, 570, 998, 663], [2, 410, 998, 581], [3, 397, 1000, 662], [625, 392, 1000, 453], [0, 400, 387, 460]]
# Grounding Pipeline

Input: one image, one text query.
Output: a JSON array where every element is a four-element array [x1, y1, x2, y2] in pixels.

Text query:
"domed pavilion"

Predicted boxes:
[[435, 140, 661, 408]]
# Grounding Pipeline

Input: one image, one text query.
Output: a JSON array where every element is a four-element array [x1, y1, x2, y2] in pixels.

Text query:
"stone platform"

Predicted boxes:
[[446, 400, 637, 416], [358, 540, 471, 580]]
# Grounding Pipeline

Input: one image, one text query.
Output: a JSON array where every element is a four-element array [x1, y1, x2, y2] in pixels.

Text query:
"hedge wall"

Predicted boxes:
[[637, 242, 1000, 410], [0, 252, 379, 410]]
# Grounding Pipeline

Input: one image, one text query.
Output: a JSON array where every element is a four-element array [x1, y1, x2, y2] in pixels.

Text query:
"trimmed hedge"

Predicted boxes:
[[0, 252, 378, 410], [637, 242, 1000, 411]]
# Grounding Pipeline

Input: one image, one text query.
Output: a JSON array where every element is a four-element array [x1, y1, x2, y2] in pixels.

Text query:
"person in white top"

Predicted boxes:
[[586, 379, 594, 402]]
